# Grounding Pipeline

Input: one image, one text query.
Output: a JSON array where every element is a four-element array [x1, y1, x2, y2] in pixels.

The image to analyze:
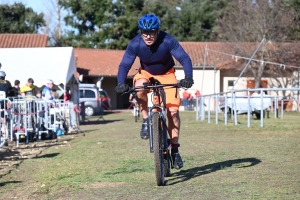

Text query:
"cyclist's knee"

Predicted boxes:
[[168, 108, 180, 118], [134, 78, 148, 97], [134, 78, 148, 87]]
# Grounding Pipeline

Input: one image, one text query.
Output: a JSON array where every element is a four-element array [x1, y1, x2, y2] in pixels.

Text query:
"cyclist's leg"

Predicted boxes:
[[166, 108, 183, 169], [133, 71, 152, 139], [166, 108, 180, 144], [134, 78, 149, 119]]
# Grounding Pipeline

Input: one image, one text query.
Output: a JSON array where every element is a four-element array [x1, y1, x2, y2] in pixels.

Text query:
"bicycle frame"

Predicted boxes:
[[147, 86, 169, 155]]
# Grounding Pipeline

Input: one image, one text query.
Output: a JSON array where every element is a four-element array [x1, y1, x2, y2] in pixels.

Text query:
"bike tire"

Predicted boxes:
[[152, 112, 165, 186], [164, 152, 171, 177]]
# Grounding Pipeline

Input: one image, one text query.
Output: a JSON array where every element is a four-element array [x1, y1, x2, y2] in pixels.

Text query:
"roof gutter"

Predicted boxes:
[[174, 65, 217, 70]]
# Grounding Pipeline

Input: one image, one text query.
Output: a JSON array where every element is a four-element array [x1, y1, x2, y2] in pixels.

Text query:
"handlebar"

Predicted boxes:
[[123, 83, 180, 95]]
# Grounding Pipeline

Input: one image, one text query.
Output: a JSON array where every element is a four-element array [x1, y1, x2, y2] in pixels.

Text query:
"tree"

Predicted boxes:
[[40, 0, 65, 46], [286, 0, 300, 40], [58, 0, 121, 48], [0, 2, 45, 33], [142, 0, 228, 41], [215, 0, 299, 88], [103, 0, 144, 49], [58, 0, 228, 49]]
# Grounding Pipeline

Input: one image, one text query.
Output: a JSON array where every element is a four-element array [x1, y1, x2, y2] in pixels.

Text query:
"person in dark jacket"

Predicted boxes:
[[12, 80, 20, 97]]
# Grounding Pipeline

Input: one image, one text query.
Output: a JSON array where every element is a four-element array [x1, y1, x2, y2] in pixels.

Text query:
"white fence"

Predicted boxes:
[[196, 88, 300, 128]]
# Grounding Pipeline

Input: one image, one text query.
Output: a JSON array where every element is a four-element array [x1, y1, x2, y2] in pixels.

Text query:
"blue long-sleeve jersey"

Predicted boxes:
[[117, 31, 193, 83]]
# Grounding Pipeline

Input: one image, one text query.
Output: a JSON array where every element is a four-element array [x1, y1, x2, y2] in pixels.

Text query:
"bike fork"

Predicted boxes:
[[148, 110, 154, 153], [161, 117, 170, 155]]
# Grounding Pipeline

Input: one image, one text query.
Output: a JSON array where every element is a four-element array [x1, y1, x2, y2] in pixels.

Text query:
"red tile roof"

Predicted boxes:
[[74, 48, 140, 77], [177, 42, 259, 68], [0, 34, 48, 48]]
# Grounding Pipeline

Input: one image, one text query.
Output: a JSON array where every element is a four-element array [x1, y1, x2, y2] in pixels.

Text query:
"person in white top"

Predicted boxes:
[[42, 79, 54, 100]]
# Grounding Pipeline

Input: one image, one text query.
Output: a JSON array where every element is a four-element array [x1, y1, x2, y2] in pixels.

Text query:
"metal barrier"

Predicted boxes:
[[196, 88, 300, 128], [0, 96, 80, 147]]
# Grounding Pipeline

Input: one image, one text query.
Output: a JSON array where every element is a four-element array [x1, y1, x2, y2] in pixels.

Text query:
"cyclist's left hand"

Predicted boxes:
[[179, 76, 194, 88], [115, 83, 129, 93]]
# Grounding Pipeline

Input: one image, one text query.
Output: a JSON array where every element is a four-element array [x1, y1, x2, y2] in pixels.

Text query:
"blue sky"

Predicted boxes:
[[1, 0, 70, 35], [1, 0, 51, 14]]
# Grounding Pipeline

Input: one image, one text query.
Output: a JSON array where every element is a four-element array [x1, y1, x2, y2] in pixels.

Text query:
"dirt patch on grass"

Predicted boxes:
[[0, 134, 81, 178]]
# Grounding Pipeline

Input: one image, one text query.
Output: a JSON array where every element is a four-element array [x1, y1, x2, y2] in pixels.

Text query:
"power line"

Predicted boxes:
[[207, 48, 300, 70]]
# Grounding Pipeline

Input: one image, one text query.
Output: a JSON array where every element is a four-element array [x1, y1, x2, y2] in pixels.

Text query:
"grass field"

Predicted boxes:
[[0, 111, 300, 199]]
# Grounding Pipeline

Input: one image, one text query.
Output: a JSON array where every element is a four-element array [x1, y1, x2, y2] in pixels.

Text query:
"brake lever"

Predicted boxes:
[[121, 88, 131, 96]]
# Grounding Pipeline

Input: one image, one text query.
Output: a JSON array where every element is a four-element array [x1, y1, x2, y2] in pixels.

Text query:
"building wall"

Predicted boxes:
[[221, 69, 297, 99], [175, 68, 221, 97]]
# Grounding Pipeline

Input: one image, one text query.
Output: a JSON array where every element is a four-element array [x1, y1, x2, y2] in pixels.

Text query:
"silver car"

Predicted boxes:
[[79, 84, 102, 116]]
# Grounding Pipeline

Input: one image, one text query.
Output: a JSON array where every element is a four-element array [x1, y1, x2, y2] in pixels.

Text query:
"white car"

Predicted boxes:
[[219, 92, 272, 119]]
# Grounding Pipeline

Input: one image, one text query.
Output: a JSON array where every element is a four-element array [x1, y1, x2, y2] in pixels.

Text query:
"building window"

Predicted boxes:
[[228, 80, 234, 87]]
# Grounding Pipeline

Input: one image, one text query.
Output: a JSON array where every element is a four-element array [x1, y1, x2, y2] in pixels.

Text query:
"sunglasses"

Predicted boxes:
[[141, 30, 157, 37]]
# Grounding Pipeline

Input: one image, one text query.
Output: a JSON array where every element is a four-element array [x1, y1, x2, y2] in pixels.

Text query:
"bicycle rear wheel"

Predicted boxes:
[[152, 112, 165, 186]]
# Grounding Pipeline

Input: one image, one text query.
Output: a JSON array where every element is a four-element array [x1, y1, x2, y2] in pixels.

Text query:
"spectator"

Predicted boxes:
[[42, 79, 54, 100], [13, 80, 20, 97], [20, 78, 36, 98], [0, 70, 12, 144], [52, 89, 57, 99], [195, 89, 201, 98], [36, 91, 42, 99], [182, 89, 192, 110], [64, 88, 78, 133]]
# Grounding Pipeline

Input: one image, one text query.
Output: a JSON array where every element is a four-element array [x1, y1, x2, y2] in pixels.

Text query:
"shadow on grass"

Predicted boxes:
[[103, 110, 121, 115], [168, 157, 261, 185], [0, 180, 22, 187], [79, 129, 99, 134], [80, 119, 123, 126], [0, 150, 20, 160], [33, 153, 60, 159]]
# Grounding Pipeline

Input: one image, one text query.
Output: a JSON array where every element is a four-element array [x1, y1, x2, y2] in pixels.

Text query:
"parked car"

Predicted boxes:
[[79, 84, 102, 116], [99, 89, 111, 110], [219, 92, 272, 119]]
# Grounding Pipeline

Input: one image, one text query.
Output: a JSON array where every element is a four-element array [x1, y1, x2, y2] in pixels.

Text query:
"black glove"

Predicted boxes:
[[179, 76, 194, 88], [115, 82, 129, 93]]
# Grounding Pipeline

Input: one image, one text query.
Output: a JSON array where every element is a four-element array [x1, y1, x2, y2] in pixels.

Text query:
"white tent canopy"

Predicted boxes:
[[0, 47, 79, 103]]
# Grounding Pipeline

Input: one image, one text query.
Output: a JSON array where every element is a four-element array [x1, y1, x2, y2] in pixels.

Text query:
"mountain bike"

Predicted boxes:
[[124, 78, 179, 186]]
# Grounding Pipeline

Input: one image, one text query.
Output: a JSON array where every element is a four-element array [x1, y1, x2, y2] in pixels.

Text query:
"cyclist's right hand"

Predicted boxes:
[[115, 82, 129, 93]]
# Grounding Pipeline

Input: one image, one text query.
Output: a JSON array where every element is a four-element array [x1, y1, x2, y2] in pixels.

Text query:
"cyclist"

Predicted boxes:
[[115, 14, 194, 169], [129, 93, 137, 104]]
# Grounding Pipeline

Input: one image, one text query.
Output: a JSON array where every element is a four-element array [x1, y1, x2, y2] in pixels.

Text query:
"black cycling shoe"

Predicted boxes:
[[140, 119, 149, 140], [172, 153, 184, 169]]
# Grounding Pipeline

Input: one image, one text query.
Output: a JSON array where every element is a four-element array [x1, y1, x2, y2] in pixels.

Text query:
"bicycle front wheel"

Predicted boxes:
[[164, 151, 171, 177], [152, 112, 165, 186]]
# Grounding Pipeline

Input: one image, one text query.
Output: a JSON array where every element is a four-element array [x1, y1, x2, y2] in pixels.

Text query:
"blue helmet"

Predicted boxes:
[[138, 14, 161, 30]]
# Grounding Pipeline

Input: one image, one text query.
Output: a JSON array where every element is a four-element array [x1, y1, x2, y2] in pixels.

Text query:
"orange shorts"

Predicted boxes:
[[133, 68, 180, 110]]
